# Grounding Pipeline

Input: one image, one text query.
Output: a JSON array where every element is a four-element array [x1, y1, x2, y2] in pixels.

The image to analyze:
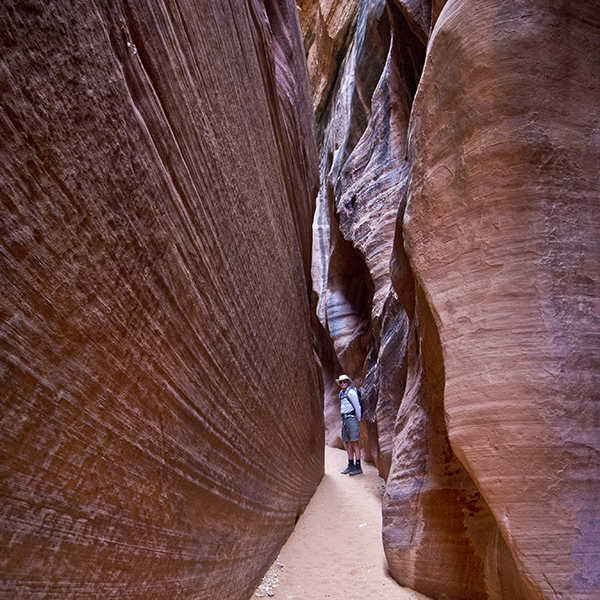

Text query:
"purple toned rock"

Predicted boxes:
[[0, 1, 321, 599]]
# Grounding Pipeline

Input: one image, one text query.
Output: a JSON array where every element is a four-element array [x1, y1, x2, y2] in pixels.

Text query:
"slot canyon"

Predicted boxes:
[[0, 1, 598, 600]]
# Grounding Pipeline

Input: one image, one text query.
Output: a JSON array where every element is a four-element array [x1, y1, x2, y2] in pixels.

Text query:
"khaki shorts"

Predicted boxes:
[[341, 414, 360, 442]]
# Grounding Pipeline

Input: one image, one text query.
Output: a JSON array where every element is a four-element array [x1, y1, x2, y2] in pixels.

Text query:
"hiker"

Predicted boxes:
[[336, 374, 362, 475]]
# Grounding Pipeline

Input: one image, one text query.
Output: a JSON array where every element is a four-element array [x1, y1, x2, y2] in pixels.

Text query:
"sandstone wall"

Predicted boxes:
[[0, 2, 322, 599], [306, 1, 599, 599]]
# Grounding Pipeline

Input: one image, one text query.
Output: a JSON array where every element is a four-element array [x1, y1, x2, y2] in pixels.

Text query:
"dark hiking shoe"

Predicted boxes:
[[341, 461, 355, 474], [349, 466, 363, 476]]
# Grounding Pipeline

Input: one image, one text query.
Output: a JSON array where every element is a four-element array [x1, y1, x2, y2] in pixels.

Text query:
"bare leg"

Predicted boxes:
[[345, 441, 353, 460], [351, 441, 361, 462]]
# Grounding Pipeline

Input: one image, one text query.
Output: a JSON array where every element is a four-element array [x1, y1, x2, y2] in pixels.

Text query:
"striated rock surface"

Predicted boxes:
[[297, 0, 361, 121], [0, 1, 321, 599], [306, 0, 599, 599], [400, 2, 600, 599]]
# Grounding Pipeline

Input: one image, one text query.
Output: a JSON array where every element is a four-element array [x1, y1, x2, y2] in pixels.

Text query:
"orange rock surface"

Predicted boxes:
[[402, 2, 600, 598]]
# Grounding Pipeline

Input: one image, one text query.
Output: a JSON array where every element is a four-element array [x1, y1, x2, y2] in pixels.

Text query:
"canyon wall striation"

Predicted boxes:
[[305, 1, 599, 600], [0, 2, 321, 599]]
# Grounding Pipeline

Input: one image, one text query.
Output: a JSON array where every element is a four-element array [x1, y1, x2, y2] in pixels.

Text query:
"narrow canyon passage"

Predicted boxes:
[[1, 2, 597, 599], [254, 447, 434, 600]]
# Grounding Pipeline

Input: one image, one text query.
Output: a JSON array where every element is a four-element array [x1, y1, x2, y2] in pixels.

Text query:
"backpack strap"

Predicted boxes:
[[341, 387, 360, 416]]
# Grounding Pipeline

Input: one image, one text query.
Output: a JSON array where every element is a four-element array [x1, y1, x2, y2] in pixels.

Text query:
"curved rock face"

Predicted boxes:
[[401, 2, 600, 598], [0, 1, 322, 599], [306, 0, 599, 599]]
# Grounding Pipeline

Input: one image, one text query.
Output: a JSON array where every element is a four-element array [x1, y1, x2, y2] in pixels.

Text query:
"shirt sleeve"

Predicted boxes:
[[347, 388, 361, 420]]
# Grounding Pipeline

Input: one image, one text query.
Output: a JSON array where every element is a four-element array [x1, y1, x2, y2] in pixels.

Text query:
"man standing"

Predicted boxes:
[[336, 374, 362, 475]]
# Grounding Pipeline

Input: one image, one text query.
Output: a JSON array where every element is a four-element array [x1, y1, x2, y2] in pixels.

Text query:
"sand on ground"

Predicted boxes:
[[254, 446, 433, 600]]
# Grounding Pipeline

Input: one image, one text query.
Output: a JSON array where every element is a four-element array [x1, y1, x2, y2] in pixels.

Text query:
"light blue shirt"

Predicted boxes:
[[340, 387, 361, 420]]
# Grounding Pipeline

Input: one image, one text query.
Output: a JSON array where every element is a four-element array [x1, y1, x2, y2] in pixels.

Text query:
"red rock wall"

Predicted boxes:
[[402, 2, 600, 599], [305, 0, 599, 599], [0, 1, 322, 599]]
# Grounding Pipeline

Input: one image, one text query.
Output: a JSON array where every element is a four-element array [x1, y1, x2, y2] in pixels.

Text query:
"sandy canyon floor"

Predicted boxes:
[[254, 446, 434, 600]]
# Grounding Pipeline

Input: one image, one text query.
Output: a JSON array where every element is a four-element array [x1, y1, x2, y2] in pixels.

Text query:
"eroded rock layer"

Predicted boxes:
[[306, 0, 599, 599], [0, 2, 321, 599], [402, 2, 600, 598]]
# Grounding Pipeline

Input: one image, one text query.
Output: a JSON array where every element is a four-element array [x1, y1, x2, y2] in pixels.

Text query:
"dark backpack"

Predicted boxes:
[[354, 387, 364, 413]]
